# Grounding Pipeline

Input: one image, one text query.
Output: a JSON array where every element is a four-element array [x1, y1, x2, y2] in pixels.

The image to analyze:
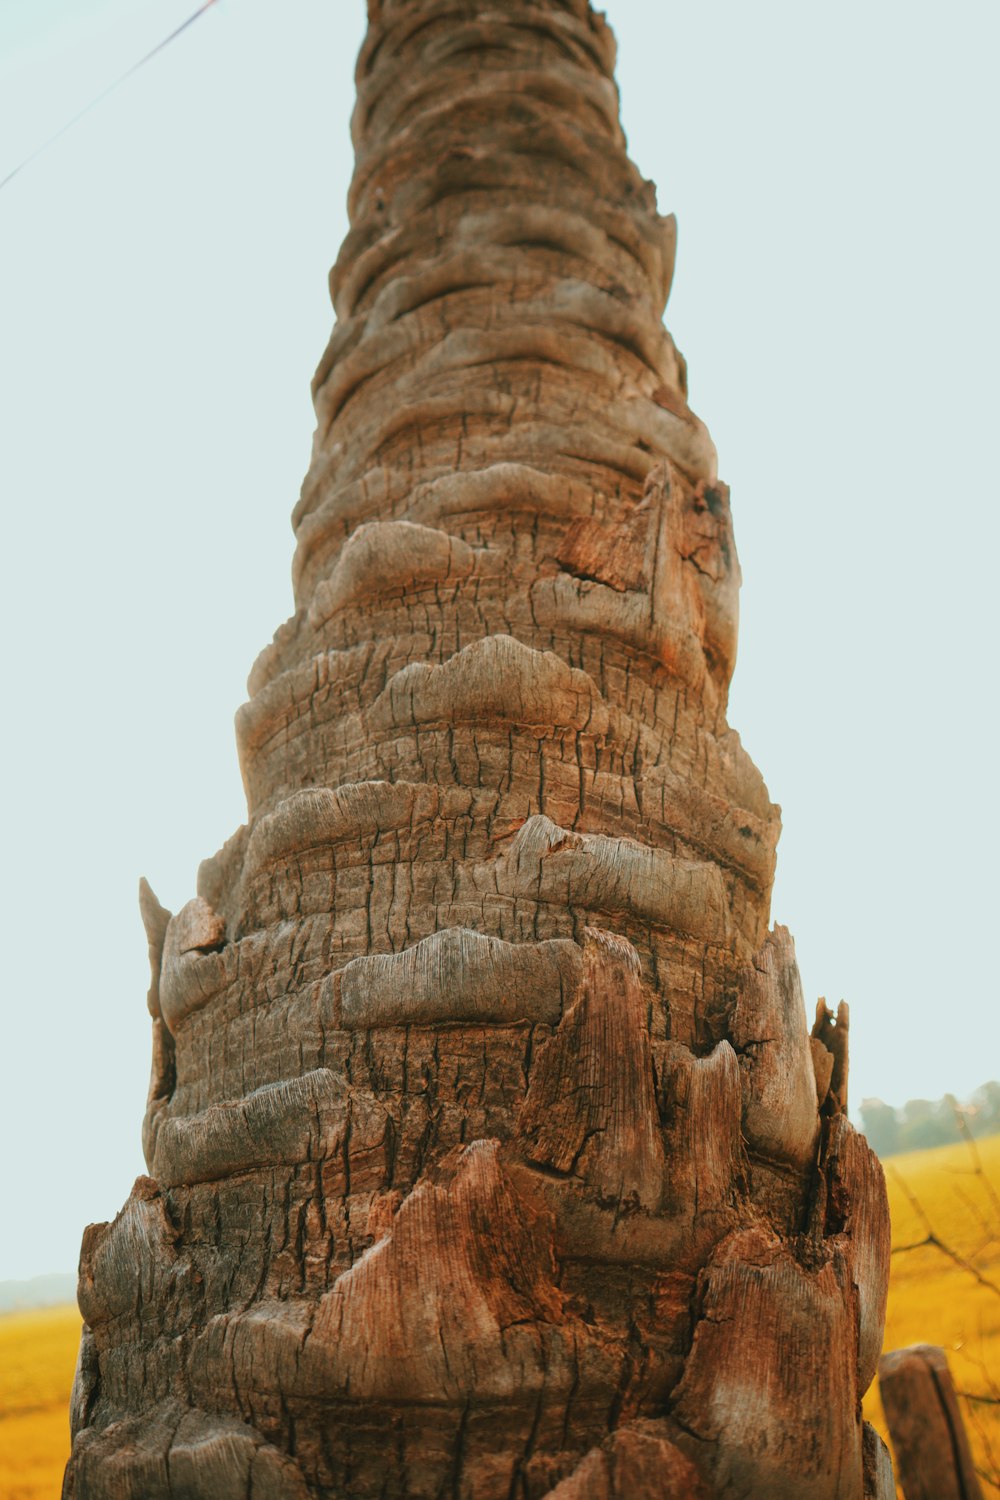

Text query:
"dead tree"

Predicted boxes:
[[65, 2, 892, 1496]]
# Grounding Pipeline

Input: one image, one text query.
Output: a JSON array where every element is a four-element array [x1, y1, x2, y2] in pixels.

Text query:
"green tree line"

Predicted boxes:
[[860, 1082, 1000, 1158]]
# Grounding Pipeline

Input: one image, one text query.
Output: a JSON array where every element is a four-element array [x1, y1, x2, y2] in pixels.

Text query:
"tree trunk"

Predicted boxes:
[[65, 2, 892, 1496]]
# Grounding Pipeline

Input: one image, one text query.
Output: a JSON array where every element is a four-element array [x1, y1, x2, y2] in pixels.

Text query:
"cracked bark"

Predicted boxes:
[[65, 2, 892, 1496]]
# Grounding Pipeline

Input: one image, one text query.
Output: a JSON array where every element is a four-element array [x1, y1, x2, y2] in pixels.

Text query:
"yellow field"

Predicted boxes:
[[0, 1303, 79, 1500], [2, 1135, 998, 1498], [864, 1131, 1000, 1496]]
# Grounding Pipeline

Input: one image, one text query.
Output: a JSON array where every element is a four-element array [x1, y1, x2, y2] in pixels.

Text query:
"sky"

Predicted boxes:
[[0, 0, 997, 1282]]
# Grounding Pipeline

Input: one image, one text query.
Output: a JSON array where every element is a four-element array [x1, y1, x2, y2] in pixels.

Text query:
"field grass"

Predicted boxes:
[[2, 1135, 998, 1498], [0, 1303, 79, 1500], [863, 1131, 1000, 1495]]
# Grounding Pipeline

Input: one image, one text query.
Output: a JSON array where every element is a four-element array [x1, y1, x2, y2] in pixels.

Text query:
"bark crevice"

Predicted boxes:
[[65, 3, 891, 1496]]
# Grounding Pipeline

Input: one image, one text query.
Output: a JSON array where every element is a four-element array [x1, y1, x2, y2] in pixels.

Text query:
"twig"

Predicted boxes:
[[965, 1397, 1000, 1492], [953, 1107, 1000, 1223], [956, 1300, 1000, 1489], [889, 1168, 1000, 1299], [0, 0, 222, 193], [973, 1462, 999, 1495], [961, 1339, 1000, 1402], [949, 1178, 1000, 1258]]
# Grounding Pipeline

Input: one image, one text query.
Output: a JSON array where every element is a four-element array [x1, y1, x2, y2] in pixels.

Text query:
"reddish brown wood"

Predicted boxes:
[[879, 1345, 984, 1500], [64, 3, 893, 1496]]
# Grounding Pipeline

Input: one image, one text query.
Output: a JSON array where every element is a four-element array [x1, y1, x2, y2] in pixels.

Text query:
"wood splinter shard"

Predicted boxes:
[[65, 3, 892, 1497]]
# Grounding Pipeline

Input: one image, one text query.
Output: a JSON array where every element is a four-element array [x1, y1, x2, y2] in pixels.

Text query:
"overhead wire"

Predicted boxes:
[[0, 0, 222, 193]]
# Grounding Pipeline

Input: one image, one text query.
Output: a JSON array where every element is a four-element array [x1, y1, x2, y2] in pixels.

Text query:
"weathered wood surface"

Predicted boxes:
[[65, 1, 892, 1495], [862, 1423, 896, 1500], [879, 1345, 984, 1500]]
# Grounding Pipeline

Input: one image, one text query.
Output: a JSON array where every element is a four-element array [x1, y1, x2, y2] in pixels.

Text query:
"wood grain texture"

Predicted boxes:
[[65, 1, 892, 1495], [879, 1345, 984, 1500], [862, 1423, 896, 1500]]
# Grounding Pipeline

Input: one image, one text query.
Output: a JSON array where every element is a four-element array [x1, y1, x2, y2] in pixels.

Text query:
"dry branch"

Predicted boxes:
[[890, 1166, 1000, 1300]]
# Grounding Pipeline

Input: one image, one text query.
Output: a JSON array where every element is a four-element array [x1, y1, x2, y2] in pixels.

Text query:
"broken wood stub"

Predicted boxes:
[[879, 1345, 984, 1500]]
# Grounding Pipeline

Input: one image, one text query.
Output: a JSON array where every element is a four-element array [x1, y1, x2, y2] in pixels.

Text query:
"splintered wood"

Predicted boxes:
[[64, 1, 892, 1496]]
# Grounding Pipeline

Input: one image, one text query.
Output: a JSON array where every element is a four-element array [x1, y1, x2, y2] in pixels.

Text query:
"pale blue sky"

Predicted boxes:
[[0, 0, 997, 1281]]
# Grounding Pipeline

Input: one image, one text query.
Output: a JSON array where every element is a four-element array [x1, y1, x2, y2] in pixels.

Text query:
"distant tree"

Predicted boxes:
[[861, 1098, 901, 1158], [862, 1085, 1000, 1157], [970, 1081, 1000, 1138], [899, 1096, 963, 1153]]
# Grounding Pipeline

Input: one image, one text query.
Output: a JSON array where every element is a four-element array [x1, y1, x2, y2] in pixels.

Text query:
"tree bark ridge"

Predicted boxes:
[[65, 2, 892, 1495]]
